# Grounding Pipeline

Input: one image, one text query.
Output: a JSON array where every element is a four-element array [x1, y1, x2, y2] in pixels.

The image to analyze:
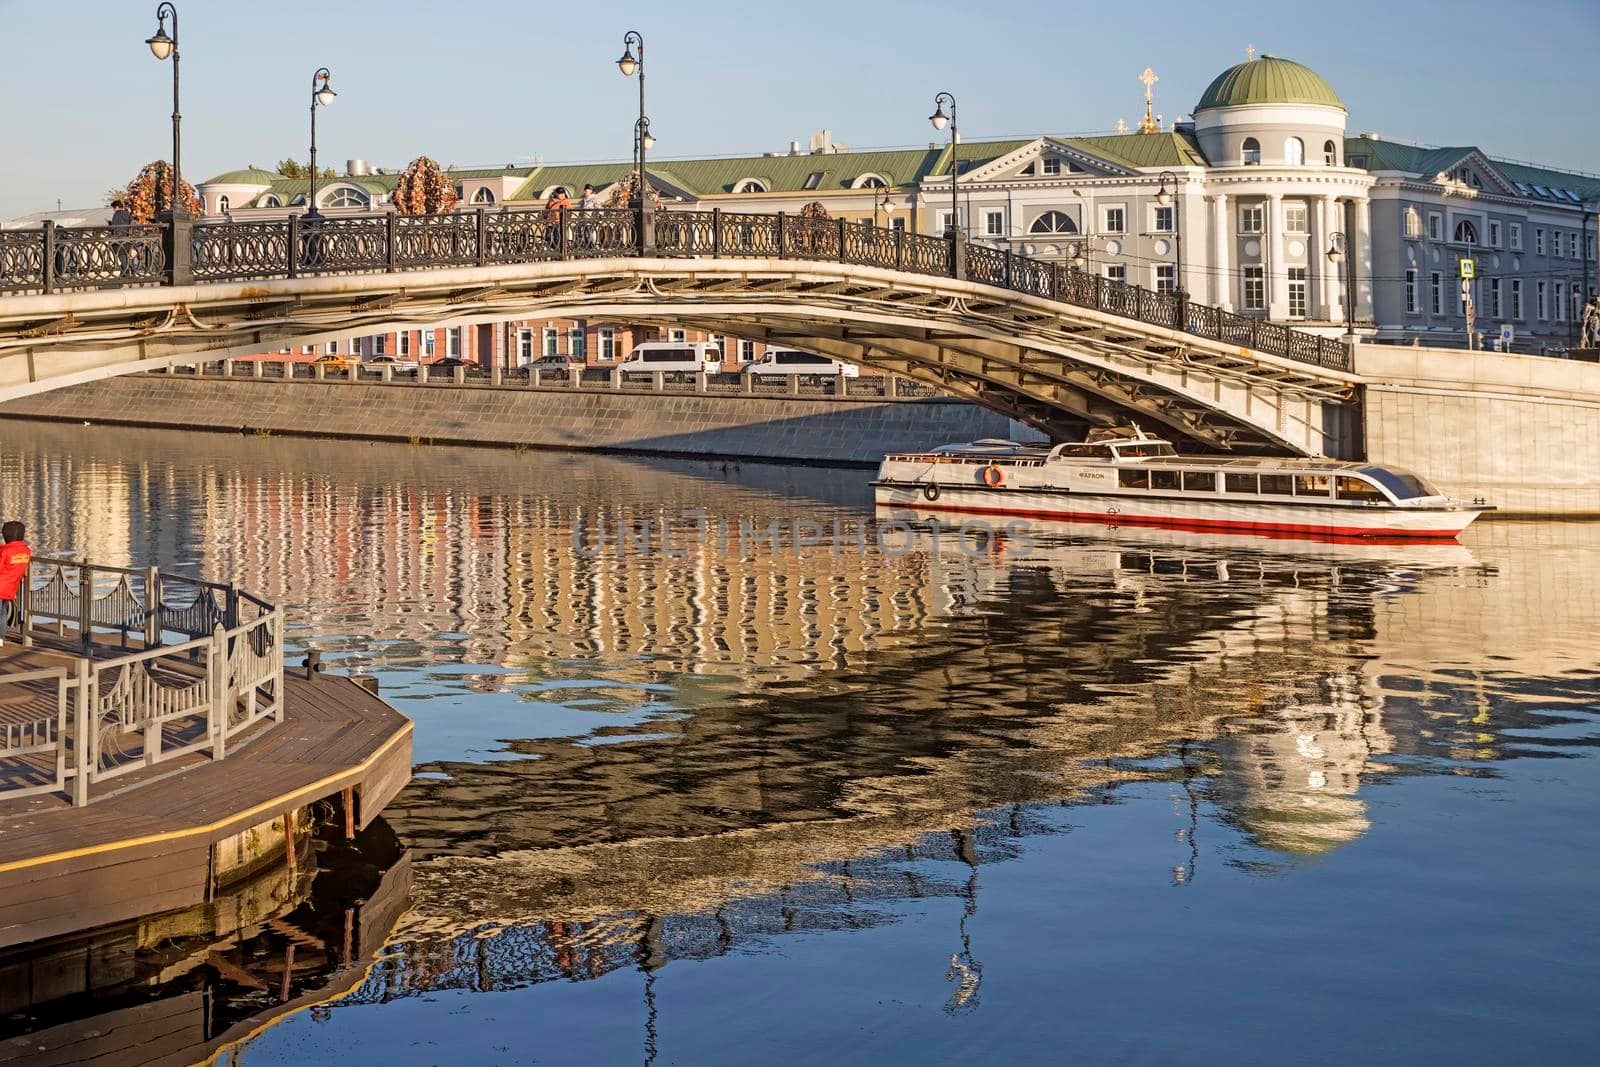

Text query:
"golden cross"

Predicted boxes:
[[1139, 67, 1159, 98], [1246, 44, 1255, 60], [1115, 118, 1128, 134]]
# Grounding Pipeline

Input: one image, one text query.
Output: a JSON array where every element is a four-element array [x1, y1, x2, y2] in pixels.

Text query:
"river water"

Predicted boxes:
[[2, 422, 1597, 1066]]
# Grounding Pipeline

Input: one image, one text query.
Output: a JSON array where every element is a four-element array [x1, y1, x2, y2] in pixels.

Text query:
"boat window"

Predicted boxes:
[[1056, 443, 1113, 458], [1150, 470, 1180, 491], [1119, 469, 1149, 489], [1335, 476, 1386, 502], [1259, 474, 1293, 495], [1294, 474, 1331, 497], [1359, 466, 1437, 500], [1183, 471, 1216, 492], [1113, 443, 1177, 458], [1224, 473, 1257, 493]]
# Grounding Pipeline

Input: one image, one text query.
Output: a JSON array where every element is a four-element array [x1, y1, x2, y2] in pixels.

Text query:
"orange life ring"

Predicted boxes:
[[981, 464, 1005, 488]]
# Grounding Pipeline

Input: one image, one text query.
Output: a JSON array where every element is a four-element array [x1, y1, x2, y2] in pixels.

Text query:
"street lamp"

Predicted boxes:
[[1155, 169, 1183, 299], [617, 30, 648, 248], [305, 68, 336, 219], [873, 185, 896, 229], [1326, 231, 1355, 339], [929, 91, 961, 276], [144, 3, 186, 217]]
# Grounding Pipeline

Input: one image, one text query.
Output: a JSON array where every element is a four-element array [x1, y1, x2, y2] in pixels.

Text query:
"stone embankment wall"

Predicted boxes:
[[0, 375, 1021, 467], [1354, 345, 1600, 514]]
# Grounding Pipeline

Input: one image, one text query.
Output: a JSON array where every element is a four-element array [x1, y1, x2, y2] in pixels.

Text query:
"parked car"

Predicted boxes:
[[743, 349, 860, 380], [531, 354, 578, 370], [311, 352, 358, 372], [616, 341, 722, 377], [426, 358, 488, 377], [365, 355, 420, 373]]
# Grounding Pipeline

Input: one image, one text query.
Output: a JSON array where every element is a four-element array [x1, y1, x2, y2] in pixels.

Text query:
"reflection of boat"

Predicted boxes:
[[873, 432, 1492, 540]]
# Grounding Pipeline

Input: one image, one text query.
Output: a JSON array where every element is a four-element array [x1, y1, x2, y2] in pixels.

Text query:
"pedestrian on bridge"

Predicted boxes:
[[579, 184, 602, 248], [0, 522, 32, 644], [544, 187, 572, 249]]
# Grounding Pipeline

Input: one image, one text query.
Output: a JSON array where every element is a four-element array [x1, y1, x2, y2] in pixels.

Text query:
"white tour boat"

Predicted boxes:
[[873, 431, 1492, 541]]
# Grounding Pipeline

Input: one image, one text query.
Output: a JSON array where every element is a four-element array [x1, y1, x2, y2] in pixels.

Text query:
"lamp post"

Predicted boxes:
[[305, 68, 336, 219], [144, 3, 185, 217], [1155, 170, 1183, 299], [1326, 231, 1355, 340], [873, 185, 895, 229], [929, 91, 963, 278], [617, 31, 650, 251]]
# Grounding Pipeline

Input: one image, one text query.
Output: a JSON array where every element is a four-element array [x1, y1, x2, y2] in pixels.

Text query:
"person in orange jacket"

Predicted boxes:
[[0, 521, 32, 643], [544, 187, 572, 248]]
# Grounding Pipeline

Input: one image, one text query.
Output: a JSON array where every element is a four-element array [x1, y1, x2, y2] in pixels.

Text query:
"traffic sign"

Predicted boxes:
[[1500, 324, 1515, 348], [1459, 258, 1476, 279]]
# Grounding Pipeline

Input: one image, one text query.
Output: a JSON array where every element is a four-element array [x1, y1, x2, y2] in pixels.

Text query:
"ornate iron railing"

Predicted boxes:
[[0, 557, 284, 806], [0, 206, 1352, 371]]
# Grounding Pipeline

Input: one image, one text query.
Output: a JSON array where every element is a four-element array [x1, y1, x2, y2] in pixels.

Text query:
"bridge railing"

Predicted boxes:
[[0, 557, 284, 806], [0, 206, 1351, 372]]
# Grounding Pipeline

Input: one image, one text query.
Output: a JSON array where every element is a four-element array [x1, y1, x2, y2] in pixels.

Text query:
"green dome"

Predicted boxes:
[[203, 167, 279, 186], [1195, 55, 1344, 112]]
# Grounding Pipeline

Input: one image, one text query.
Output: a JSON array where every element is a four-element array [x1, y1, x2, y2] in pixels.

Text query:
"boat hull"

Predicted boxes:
[[872, 483, 1486, 541]]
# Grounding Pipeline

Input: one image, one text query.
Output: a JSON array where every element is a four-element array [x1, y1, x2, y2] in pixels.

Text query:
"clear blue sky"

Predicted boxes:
[[2, 0, 1597, 218]]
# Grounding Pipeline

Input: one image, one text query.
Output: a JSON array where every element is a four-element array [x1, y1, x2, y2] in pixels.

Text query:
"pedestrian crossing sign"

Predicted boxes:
[[1459, 258, 1475, 279]]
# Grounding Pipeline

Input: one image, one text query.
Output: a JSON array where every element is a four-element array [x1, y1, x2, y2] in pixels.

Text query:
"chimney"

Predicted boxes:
[[346, 159, 369, 177], [789, 140, 801, 156]]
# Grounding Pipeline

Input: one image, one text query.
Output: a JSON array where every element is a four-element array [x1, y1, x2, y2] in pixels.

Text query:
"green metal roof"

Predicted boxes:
[[1343, 135, 1600, 201], [1062, 132, 1206, 169], [1195, 55, 1344, 112], [203, 167, 281, 186]]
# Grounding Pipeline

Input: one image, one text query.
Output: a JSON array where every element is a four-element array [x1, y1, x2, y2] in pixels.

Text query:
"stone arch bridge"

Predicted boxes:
[[0, 208, 1360, 454]]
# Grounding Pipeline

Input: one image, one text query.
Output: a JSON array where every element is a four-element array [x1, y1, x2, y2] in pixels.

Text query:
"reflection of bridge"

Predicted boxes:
[[0, 208, 1359, 453]]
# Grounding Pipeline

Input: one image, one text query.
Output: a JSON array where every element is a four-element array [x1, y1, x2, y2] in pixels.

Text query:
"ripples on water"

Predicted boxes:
[[2, 423, 1597, 1065]]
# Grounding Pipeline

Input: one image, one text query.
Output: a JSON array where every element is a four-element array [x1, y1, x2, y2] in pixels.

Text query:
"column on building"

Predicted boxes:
[[1267, 193, 1288, 319], [1211, 193, 1232, 310], [1354, 196, 1374, 321], [1318, 195, 1342, 321]]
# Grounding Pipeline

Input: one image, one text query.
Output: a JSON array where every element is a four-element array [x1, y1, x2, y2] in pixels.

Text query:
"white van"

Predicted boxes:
[[743, 349, 860, 380], [617, 341, 722, 376]]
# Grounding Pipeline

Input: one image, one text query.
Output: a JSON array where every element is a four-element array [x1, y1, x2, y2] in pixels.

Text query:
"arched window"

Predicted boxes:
[[1029, 210, 1078, 235], [324, 187, 370, 209], [1453, 219, 1478, 245], [1242, 137, 1261, 165], [734, 179, 768, 193], [472, 187, 495, 204], [1285, 137, 1305, 166], [854, 174, 887, 189], [261, 195, 281, 208], [217, 195, 230, 213], [1323, 140, 1337, 166]]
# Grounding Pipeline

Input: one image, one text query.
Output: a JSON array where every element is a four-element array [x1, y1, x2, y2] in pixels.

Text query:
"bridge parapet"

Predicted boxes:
[[1, 206, 1351, 375]]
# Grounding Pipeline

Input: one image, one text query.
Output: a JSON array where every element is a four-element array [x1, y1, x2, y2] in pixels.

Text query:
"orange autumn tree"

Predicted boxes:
[[121, 161, 201, 222], [392, 156, 458, 216]]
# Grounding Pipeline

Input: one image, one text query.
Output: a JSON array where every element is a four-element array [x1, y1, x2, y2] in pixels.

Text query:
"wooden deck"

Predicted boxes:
[[0, 639, 412, 950]]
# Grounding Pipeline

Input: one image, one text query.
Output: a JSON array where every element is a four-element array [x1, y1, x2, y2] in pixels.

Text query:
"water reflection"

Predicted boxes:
[[2, 423, 1598, 1064]]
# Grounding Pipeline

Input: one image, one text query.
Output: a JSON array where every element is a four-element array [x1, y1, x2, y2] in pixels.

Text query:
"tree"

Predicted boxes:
[[274, 160, 335, 179], [103, 188, 127, 207], [392, 156, 458, 216], [119, 161, 201, 222]]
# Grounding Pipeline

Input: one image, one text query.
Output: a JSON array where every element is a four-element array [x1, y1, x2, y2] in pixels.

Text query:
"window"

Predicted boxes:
[[373, 335, 386, 356], [518, 329, 533, 362], [1510, 223, 1522, 250], [1535, 228, 1545, 255], [1428, 213, 1443, 241], [1323, 140, 1337, 166], [669, 329, 686, 343], [423, 331, 436, 358], [570, 326, 587, 358], [1042, 157, 1062, 176], [1430, 272, 1443, 315], [1510, 280, 1522, 319], [1182, 471, 1216, 492], [1490, 278, 1502, 318], [1488, 220, 1501, 247], [734, 179, 767, 194], [301, 344, 314, 355], [1349, 154, 1368, 168], [1243, 266, 1265, 311], [1153, 206, 1174, 233], [1155, 265, 1175, 294], [984, 210, 1004, 236], [1285, 137, 1304, 166], [261, 195, 281, 208], [472, 187, 495, 204], [1568, 232, 1579, 258], [1453, 219, 1478, 245], [1224, 473, 1257, 494], [937, 209, 956, 237], [1150, 470, 1180, 491], [1259, 474, 1293, 495], [1029, 210, 1077, 234], [1405, 269, 1418, 313], [1588, 234, 1596, 259], [890, 217, 907, 233], [398, 332, 411, 357], [447, 327, 461, 357], [218, 195, 230, 213], [1554, 282, 1566, 321], [1293, 474, 1330, 497], [543, 327, 558, 356], [799, 171, 823, 191], [1119, 469, 1149, 489], [1551, 231, 1563, 259], [738, 339, 755, 362], [1242, 137, 1260, 165], [1283, 201, 1308, 233], [1020, 162, 1036, 176], [1287, 267, 1308, 318], [1404, 208, 1422, 239], [1103, 207, 1126, 234], [599, 327, 616, 360], [1105, 264, 1127, 284], [1536, 281, 1548, 320], [1336, 476, 1384, 501], [707, 334, 725, 357], [325, 187, 369, 209], [1239, 203, 1264, 233], [350, 336, 364, 357]]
